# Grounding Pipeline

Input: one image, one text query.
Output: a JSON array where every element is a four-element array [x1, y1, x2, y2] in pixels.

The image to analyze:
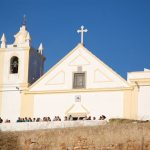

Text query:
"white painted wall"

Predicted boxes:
[[34, 91, 123, 119], [0, 48, 27, 122], [138, 86, 150, 120], [3, 49, 25, 84], [1, 91, 21, 122]]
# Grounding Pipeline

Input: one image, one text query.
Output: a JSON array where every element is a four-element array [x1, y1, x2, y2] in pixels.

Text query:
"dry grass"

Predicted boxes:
[[0, 121, 150, 149]]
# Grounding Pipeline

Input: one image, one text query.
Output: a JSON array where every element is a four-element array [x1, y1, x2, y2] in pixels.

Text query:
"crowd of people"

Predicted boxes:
[[0, 117, 11, 123], [0, 115, 106, 124]]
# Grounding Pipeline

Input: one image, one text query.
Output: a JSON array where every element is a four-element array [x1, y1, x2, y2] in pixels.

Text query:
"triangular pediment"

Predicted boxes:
[[29, 44, 130, 92]]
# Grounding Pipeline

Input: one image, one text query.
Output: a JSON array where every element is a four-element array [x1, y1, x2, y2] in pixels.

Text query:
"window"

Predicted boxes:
[[10, 56, 19, 74], [73, 73, 85, 89]]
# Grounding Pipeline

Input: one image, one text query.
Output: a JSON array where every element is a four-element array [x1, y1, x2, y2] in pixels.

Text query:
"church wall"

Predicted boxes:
[[138, 86, 150, 120], [123, 87, 139, 120], [0, 92, 2, 116], [23, 49, 30, 86], [123, 90, 132, 119], [0, 49, 5, 115], [20, 93, 34, 118], [130, 87, 138, 119], [1, 23, 150, 123], [0, 24, 46, 122], [0, 49, 5, 85], [127, 71, 150, 120], [32, 91, 124, 119], [1, 91, 21, 122], [0, 48, 30, 122]]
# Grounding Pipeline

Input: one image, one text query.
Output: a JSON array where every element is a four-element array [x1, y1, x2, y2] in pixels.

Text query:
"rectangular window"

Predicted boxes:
[[73, 73, 85, 89]]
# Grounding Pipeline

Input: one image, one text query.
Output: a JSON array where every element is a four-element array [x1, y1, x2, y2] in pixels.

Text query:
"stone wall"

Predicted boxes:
[[0, 122, 150, 150]]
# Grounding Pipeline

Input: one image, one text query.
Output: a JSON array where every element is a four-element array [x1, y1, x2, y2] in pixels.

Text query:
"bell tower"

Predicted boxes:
[[0, 19, 45, 121]]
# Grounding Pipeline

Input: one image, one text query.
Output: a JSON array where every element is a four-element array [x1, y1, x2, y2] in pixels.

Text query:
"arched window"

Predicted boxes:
[[10, 56, 19, 74]]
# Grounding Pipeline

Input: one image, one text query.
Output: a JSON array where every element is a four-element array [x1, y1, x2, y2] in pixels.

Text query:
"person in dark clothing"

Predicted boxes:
[[0, 117, 3, 123]]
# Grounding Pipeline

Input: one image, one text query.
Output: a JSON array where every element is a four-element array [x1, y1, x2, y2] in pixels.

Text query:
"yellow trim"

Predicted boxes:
[[0, 47, 31, 52], [25, 87, 132, 94], [123, 86, 139, 120], [129, 78, 150, 81], [0, 48, 6, 51], [128, 71, 150, 74], [0, 92, 2, 115], [0, 83, 29, 86], [123, 90, 132, 119], [129, 79, 150, 85], [29, 43, 130, 91], [20, 93, 34, 118], [130, 86, 138, 119]]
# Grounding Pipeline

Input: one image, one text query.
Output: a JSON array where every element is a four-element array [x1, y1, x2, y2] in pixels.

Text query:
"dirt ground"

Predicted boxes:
[[0, 122, 150, 150]]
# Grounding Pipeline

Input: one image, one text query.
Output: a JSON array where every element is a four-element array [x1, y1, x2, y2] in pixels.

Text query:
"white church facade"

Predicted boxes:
[[0, 23, 150, 122]]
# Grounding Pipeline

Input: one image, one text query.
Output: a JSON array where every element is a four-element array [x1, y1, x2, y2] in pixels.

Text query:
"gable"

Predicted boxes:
[[94, 69, 112, 82], [69, 55, 90, 66], [29, 44, 130, 92], [46, 71, 65, 85]]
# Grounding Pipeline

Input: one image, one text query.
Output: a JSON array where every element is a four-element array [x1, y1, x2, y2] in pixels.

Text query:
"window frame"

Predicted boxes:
[[72, 72, 86, 89]]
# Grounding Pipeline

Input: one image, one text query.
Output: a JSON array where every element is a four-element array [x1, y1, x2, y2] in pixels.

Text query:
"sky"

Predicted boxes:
[[0, 0, 150, 79]]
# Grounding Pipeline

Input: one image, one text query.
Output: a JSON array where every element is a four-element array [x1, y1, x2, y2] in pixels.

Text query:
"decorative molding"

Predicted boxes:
[[129, 79, 150, 85], [25, 87, 133, 95]]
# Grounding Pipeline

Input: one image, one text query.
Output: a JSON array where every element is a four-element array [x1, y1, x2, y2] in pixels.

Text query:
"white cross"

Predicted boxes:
[[77, 25, 88, 44]]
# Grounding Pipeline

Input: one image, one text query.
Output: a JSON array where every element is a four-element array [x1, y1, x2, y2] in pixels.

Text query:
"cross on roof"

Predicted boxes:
[[77, 25, 88, 45]]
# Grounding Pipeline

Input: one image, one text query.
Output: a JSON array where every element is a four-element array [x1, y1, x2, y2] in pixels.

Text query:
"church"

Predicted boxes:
[[0, 22, 150, 122]]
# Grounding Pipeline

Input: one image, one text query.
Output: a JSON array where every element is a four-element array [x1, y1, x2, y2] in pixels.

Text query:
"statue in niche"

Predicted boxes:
[[10, 56, 19, 74]]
